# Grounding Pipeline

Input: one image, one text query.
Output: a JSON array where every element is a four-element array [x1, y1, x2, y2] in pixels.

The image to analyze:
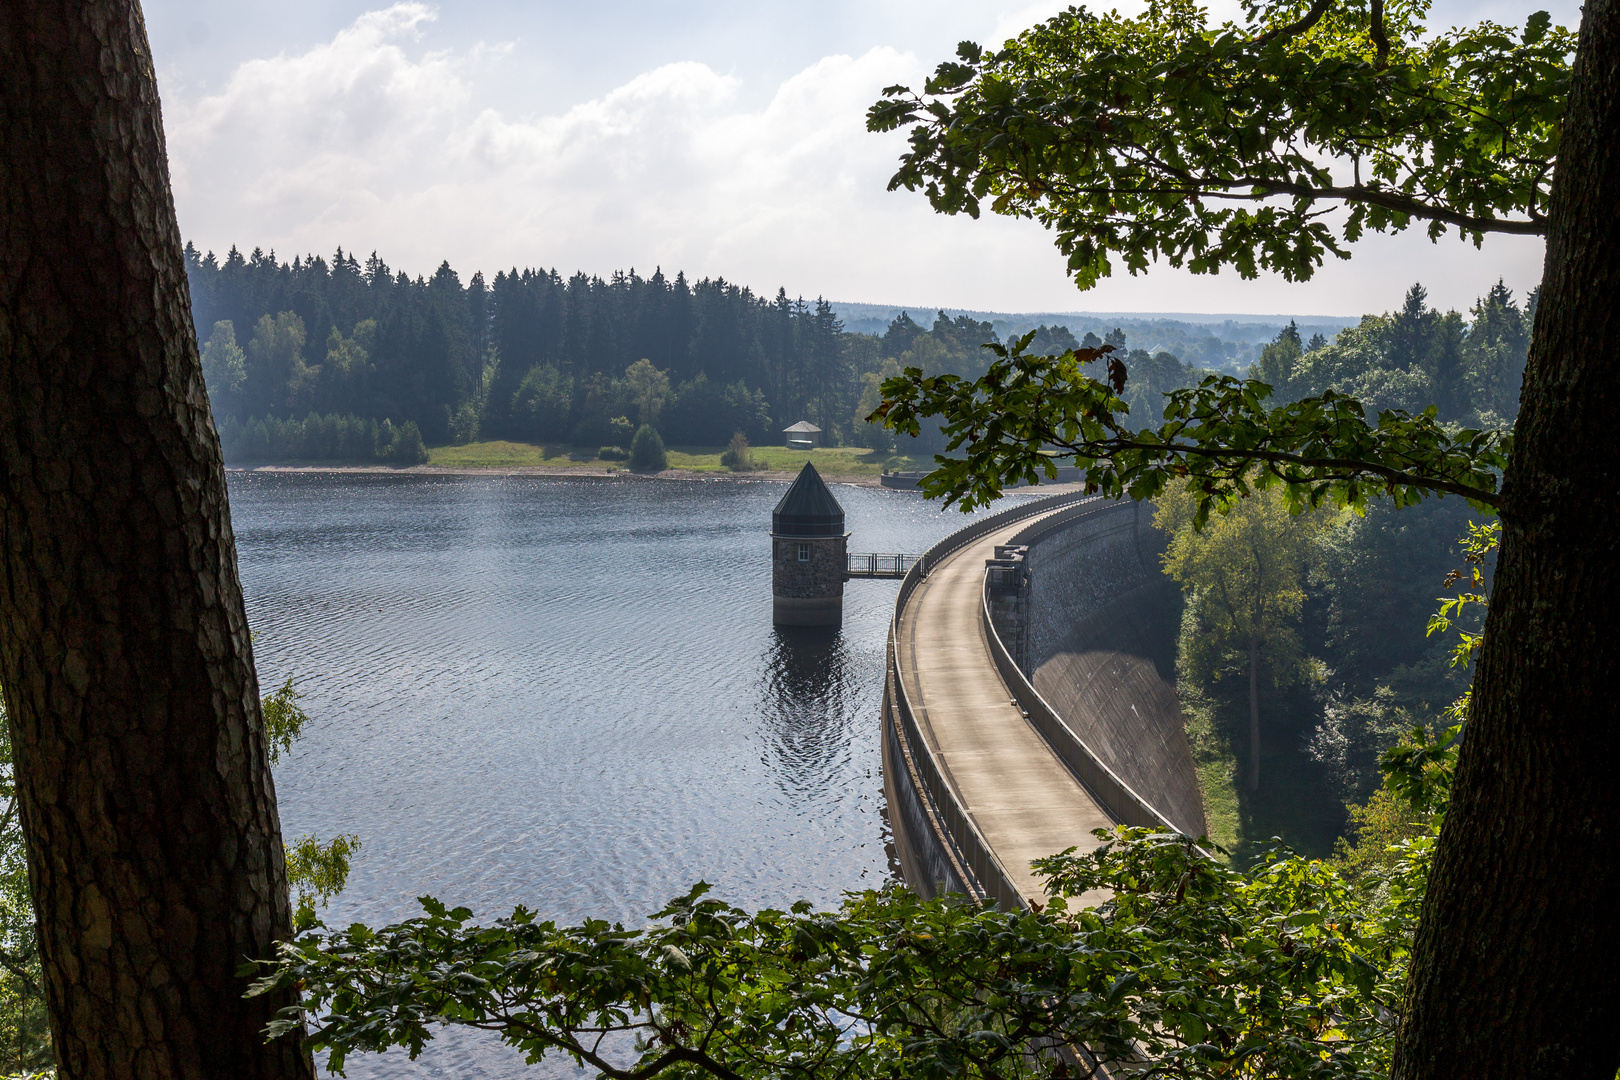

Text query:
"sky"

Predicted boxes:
[[142, 0, 1579, 319]]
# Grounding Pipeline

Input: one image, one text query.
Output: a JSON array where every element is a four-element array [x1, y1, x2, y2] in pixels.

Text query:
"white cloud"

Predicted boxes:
[[166, 3, 1545, 316]]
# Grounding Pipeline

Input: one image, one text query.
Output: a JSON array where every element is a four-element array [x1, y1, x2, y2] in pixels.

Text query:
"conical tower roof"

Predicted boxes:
[[772, 462, 845, 536]]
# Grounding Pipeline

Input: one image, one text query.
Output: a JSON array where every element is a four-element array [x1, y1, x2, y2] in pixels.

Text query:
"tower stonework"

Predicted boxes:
[[772, 462, 848, 626]]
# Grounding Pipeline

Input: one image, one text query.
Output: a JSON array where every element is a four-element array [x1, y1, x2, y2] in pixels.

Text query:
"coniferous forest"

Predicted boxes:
[[185, 244, 1532, 467]]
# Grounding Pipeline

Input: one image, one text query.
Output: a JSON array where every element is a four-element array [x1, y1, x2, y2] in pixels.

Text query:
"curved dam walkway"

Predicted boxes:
[[883, 494, 1205, 908]]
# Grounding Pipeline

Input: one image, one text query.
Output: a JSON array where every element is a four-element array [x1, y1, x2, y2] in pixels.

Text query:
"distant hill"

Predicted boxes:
[[829, 302, 1361, 374]]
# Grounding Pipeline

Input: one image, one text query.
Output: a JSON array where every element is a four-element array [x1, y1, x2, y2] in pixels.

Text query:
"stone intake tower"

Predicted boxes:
[[772, 462, 847, 626]]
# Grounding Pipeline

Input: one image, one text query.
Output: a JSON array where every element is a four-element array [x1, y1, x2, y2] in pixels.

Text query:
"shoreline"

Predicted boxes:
[[225, 462, 1091, 495], [229, 462, 885, 485]]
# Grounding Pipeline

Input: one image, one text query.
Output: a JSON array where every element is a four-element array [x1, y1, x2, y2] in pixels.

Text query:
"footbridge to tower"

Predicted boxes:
[[882, 493, 1207, 907]]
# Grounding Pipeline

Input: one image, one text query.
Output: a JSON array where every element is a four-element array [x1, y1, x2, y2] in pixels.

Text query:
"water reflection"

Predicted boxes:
[[758, 626, 861, 804], [225, 471, 1027, 1079]]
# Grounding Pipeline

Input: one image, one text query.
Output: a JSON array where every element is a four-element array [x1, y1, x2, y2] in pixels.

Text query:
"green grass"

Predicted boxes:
[[1177, 645, 1348, 866], [427, 440, 937, 478], [1182, 691, 1245, 857], [428, 441, 570, 468]]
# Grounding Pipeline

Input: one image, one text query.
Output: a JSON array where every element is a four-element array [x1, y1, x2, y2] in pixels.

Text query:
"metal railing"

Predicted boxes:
[[885, 491, 1095, 909], [847, 552, 921, 578], [985, 499, 1212, 853]]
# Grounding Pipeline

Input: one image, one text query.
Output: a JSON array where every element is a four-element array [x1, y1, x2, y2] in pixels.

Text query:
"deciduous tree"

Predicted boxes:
[[1156, 488, 1330, 791], [867, 0, 1620, 1073]]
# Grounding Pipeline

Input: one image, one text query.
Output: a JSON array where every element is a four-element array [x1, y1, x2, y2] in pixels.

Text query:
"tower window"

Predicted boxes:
[[798, 543, 809, 562]]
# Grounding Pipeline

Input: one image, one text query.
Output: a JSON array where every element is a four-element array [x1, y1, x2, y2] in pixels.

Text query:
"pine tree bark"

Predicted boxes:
[[0, 3, 312, 1078], [1393, 0, 1620, 1074]]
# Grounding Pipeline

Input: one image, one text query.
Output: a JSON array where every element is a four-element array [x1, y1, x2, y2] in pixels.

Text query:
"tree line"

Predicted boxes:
[[189, 242, 1531, 469], [184, 243, 1198, 461], [187, 245, 853, 453], [179, 243, 1017, 457]]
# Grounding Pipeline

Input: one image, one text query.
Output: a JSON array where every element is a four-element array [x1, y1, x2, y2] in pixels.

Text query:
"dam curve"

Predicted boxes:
[[882, 494, 1205, 907]]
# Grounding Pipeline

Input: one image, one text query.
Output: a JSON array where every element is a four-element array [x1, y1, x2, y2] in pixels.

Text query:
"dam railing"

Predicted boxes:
[[979, 500, 1187, 835], [886, 491, 1094, 908], [847, 552, 921, 578]]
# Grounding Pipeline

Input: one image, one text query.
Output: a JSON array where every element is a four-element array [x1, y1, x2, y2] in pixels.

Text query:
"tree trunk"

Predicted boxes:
[[1393, 0, 1620, 1075], [0, 4, 312, 1078], [1247, 635, 1260, 793]]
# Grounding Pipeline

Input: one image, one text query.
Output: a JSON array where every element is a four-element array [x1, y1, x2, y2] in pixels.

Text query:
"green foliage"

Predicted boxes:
[[1331, 768, 1438, 884], [1156, 487, 1333, 792], [598, 446, 630, 462], [448, 403, 482, 446], [1308, 496, 1479, 693], [247, 311, 316, 411], [853, 363, 903, 451], [257, 678, 362, 934], [322, 320, 373, 399], [1158, 487, 1330, 645], [287, 834, 363, 933], [1033, 829, 1425, 1078], [0, 693, 50, 1075], [201, 320, 247, 396], [624, 360, 673, 429], [873, 332, 1507, 522], [217, 412, 430, 465], [1278, 283, 1531, 427], [1251, 322, 1303, 394], [868, 1, 1573, 287], [513, 364, 574, 443], [1425, 518, 1499, 671], [1307, 687, 1415, 803], [1325, 521, 1484, 875], [719, 432, 755, 471], [375, 419, 431, 466], [1117, 347, 1202, 425], [252, 825, 1431, 1080], [663, 376, 773, 447], [629, 425, 668, 473], [261, 678, 313, 766], [1299, 497, 1482, 805]]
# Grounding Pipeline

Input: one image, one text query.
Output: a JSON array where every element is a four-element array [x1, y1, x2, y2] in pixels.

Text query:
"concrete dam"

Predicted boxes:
[[882, 493, 1205, 906]]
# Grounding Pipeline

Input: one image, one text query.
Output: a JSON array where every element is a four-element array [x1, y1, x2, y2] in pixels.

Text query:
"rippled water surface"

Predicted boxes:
[[230, 471, 1027, 1078]]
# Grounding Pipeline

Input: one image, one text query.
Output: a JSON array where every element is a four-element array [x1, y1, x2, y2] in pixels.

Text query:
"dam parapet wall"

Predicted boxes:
[[882, 494, 1206, 908], [991, 500, 1206, 838]]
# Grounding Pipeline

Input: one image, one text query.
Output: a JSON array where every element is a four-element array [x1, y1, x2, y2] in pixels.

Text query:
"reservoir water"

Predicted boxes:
[[230, 470, 1031, 1078]]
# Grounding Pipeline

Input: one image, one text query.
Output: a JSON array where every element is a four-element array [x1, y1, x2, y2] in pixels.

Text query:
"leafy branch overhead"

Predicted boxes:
[[870, 335, 1507, 524], [867, 0, 1573, 287], [250, 829, 1425, 1080]]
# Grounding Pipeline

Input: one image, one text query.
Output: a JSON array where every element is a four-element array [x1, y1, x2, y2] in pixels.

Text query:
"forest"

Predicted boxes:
[[186, 245, 1532, 474], [184, 243, 1199, 462]]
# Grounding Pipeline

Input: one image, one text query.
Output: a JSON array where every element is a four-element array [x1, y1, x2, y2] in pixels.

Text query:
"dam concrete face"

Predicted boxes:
[[882, 495, 1207, 908], [1006, 502, 1207, 839]]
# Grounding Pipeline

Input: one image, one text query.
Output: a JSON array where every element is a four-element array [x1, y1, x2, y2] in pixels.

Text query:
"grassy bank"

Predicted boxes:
[[1174, 606, 1347, 865], [426, 441, 938, 479], [1182, 678, 1347, 866]]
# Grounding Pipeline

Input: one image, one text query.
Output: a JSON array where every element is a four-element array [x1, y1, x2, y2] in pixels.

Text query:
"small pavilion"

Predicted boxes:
[[783, 421, 822, 449]]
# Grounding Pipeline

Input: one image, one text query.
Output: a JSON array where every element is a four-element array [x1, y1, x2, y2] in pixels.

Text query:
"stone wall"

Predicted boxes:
[[772, 534, 847, 599], [1016, 502, 1207, 838]]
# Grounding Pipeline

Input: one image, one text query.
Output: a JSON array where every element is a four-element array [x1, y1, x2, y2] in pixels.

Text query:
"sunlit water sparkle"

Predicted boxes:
[[230, 471, 1030, 1079]]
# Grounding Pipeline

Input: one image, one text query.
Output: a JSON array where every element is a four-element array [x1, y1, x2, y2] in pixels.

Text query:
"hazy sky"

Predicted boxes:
[[143, 0, 1578, 317]]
